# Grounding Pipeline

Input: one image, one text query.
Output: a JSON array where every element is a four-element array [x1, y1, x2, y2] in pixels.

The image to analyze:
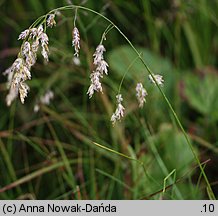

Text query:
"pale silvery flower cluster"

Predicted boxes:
[[72, 27, 80, 57], [18, 30, 29, 40], [111, 94, 125, 125], [47, 14, 56, 28], [37, 25, 49, 62], [4, 14, 56, 106], [148, 74, 164, 86], [3, 11, 166, 126], [87, 45, 109, 98], [4, 56, 31, 105], [34, 90, 54, 112], [4, 66, 19, 106], [136, 83, 148, 108]]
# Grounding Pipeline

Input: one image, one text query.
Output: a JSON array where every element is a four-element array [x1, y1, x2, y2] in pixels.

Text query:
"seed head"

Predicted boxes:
[[36, 26, 50, 62], [93, 45, 105, 65], [41, 45, 49, 62], [39, 33, 49, 46], [19, 82, 29, 104], [87, 71, 103, 98], [72, 27, 80, 57], [5, 24, 51, 105], [111, 94, 125, 125], [87, 44, 109, 98], [9, 56, 31, 104], [136, 83, 148, 108]]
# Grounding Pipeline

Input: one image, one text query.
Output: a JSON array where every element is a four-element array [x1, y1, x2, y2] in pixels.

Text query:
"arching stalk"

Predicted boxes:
[[26, 5, 216, 200]]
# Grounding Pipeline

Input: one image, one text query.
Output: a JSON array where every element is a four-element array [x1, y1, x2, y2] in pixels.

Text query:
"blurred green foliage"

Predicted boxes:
[[0, 0, 217, 200], [185, 73, 218, 121]]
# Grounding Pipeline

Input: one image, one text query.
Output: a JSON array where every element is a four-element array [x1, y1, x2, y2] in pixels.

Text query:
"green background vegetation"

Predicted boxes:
[[0, 0, 217, 199]]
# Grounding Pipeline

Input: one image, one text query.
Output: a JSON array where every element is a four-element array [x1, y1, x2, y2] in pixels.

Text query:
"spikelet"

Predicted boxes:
[[47, 14, 56, 28], [87, 44, 109, 98], [18, 29, 29, 40], [111, 94, 125, 125], [38, 26, 49, 62], [29, 28, 38, 39], [19, 82, 29, 104], [148, 74, 164, 86], [136, 83, 148, 108], [72, 27, 80, 57]]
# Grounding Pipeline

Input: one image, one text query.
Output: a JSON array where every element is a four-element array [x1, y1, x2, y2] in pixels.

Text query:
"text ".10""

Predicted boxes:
[[202, 204, 215, 213]]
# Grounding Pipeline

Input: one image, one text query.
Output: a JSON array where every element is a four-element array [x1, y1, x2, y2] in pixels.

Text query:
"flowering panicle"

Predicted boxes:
[[34, 90, 54, 112], [5, 22, 52, 105], [148, 74, 164, 86], [87, 44, 109, 98], [4, 12, 166, 126], [111, 94, 125, 125], [9, 58, 27, 87], [72, 27, 80, 57], [136, 83, 147, 108], [92, 45, 109, 75], [8, 56, 31, 104]]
